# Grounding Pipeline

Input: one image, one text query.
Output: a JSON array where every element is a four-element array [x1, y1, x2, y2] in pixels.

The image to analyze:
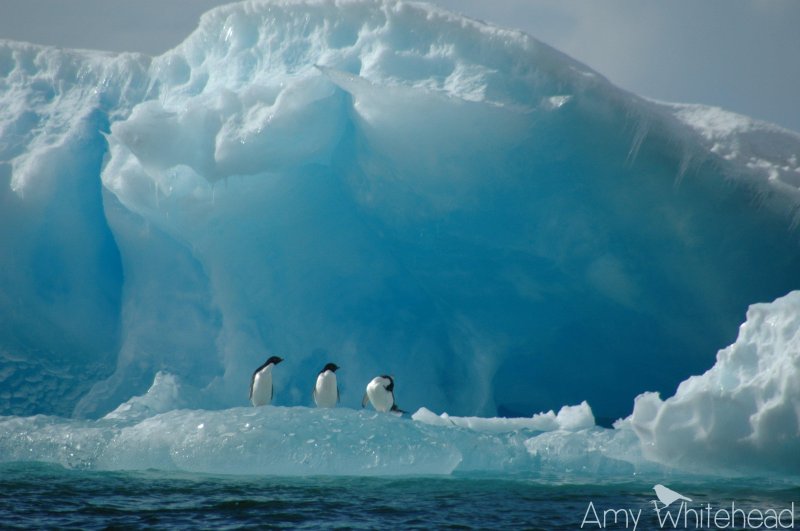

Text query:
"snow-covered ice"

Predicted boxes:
[[630, 290, 800, 475]]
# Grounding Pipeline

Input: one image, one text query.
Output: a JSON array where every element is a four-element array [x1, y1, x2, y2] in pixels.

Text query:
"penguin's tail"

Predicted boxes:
[[391, 405, 406, 415]]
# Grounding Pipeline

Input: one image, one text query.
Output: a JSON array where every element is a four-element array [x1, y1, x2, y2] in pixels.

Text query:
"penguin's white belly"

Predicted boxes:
[[251, 369, 273, 406], [314, 371, 338, 408], [366, 380, 393, 412]]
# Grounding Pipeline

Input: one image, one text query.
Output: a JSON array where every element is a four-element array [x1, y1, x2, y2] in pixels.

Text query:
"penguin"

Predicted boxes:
[[249, 356, 283, 407], [361, 375, 404, 413], [313, 362, 340, 408]]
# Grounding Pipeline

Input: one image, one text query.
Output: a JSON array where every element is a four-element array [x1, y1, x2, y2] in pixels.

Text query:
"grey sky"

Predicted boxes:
[[1, 0, 798, 133], [435, 0, 800, 134]]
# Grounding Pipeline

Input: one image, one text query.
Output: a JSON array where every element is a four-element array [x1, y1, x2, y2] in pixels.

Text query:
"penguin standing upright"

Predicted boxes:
[[313, 363, 340, 408], [362, 375, 403, 413], [250, 356, 283, 407]]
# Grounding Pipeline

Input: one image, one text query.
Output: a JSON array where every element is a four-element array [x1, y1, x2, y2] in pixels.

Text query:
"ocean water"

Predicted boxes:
[[2, 463, 798, 529]]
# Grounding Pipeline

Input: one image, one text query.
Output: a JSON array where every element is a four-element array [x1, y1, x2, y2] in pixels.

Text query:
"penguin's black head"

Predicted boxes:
[[380, 374, 394, 392], [322, 363, 339, 372], [267, 356, 283, 365]]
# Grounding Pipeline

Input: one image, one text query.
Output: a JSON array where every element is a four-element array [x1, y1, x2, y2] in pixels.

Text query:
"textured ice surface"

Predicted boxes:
[[412, 401, 595, 433], [0, 372, 645, 477], [630, 291, 800, 475], [668, 103, 800, 211], [2, 0, 800, 475]]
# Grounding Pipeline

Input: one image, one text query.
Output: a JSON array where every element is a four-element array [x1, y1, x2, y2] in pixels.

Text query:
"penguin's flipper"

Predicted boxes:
[[361, 393, 369, 408], [249, 375, 255, 402], [337, 388, 340, 404]]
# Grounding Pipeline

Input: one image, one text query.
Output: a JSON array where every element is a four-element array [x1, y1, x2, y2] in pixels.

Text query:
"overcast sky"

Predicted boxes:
[[1, 0, 798, 133]]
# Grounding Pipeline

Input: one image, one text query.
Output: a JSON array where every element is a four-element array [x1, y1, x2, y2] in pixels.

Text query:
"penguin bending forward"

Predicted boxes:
[[362, 375, 404, 413], [250, 356, 283, 407], [313, 363, 340, 408]]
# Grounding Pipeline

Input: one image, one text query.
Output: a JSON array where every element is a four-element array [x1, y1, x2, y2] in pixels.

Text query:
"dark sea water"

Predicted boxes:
[[2, 463, 799, 530]]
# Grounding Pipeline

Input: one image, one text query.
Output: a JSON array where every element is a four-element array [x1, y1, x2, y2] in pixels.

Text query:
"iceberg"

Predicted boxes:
[[1, 0, 800, 478], [631, 290, 800, 475]]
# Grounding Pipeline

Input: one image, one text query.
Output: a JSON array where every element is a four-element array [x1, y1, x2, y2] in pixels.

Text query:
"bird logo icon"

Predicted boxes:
[[653, 484, 693, 507]]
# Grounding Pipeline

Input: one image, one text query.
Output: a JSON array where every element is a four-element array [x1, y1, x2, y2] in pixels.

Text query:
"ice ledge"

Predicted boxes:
[[0, 400, 639, 477], [412, 401, 595, 433]]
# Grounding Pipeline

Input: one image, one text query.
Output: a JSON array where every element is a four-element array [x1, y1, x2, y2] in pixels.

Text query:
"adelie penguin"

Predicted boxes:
[[313, 363, 340, 408], [250, 356, 283, 407], [362, 375, 404, 414]]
